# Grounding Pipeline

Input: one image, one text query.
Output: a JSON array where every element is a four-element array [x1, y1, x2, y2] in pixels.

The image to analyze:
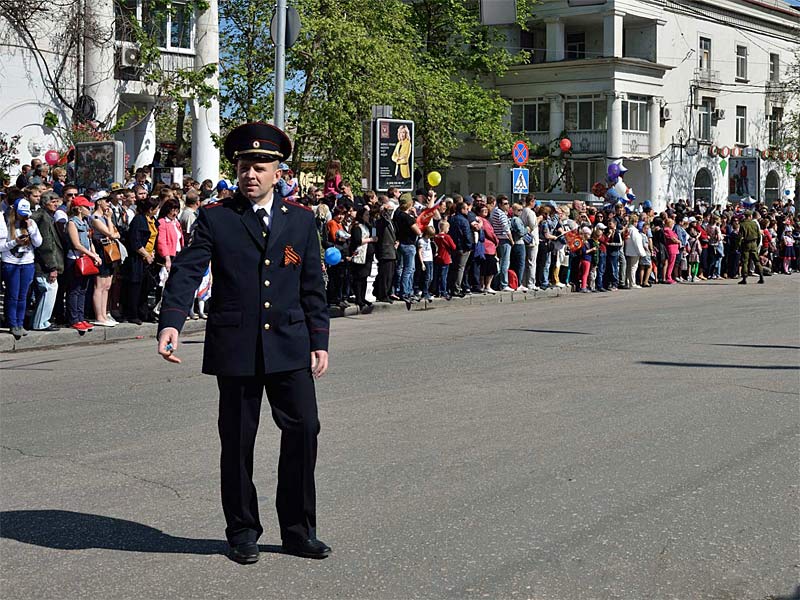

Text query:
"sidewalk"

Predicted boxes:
[[0, 286, 572, 352]]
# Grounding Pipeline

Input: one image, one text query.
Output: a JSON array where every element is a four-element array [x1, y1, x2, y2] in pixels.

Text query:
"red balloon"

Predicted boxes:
[[44, 150, 60, 166], [559, 138, 572, 153]]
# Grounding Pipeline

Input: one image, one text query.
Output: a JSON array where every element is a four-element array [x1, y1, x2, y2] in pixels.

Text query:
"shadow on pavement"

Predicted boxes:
[[707, 343, 800, 350], [639, 361, 800, 370], [768, 585, 800, 600], [509, 329, 594, 335], [0, 510, 282, 556]]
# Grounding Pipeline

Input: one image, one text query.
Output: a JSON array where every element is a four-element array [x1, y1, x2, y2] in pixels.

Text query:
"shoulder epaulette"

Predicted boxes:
[[203, 202, 224, 209], [283, 199, 313, 212]]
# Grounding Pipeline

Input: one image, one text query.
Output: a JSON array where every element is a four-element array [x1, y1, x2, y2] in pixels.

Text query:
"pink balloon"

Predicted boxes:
[[44, 150, 60, 166], [559, 138, 572, 153]]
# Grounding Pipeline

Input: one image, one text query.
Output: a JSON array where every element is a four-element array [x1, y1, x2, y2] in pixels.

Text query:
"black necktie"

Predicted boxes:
[[256, 208, 270, 237]]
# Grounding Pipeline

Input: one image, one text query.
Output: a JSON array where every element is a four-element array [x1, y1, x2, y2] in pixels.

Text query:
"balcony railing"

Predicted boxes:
[[160, 52, 196, 74], [693, 68, 721, 85], [621, 131, 649, 156], [566, 130, 607, 154]]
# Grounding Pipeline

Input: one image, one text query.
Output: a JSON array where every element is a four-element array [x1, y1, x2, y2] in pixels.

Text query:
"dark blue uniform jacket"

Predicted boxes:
[[157, 193, 329, 376]]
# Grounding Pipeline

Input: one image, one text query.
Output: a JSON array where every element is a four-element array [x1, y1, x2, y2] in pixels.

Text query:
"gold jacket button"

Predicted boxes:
[[263, 323, 271, 331], [264, 280, 270, 287], [264, 259, 271, 266], [263, 301, 271, 309]]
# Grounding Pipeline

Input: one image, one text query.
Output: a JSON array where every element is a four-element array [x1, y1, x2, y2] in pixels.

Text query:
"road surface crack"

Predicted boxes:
[[1, 445, 183, 499]]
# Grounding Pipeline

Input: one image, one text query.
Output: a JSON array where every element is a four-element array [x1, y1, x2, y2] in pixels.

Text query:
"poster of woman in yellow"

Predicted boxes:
[[391, 125, 411, 179]]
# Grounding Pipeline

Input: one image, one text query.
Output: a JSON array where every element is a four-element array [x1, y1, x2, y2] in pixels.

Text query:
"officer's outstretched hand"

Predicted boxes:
[[311, 350, 328, 378], [158, 327, 182, 364]]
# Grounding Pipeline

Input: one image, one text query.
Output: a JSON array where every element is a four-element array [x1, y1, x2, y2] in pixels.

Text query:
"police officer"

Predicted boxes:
[[738, 210, 764, 285], [156, 122, 331, 564]]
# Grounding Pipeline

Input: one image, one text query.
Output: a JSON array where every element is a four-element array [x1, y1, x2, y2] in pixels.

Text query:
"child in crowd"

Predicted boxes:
[[416, 226, 435, 300], [434, 221, 455, 300], [589, 228, 602, 291], [578, 227, 595, 293], [781, 225, 795, 274], [687, 224, 701, 282]]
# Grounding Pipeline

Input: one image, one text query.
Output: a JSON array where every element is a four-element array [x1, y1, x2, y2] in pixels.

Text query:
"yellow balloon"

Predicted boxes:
[[427, 171, 442, 187]]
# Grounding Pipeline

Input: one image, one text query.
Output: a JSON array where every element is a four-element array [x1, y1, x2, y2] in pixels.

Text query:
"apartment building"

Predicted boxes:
[[447, 0, 799, 211], [0, 0, 220, 182]]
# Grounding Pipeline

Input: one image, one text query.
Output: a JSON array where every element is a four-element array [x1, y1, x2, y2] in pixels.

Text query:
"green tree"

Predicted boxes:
[[218, 0, 276, 125]]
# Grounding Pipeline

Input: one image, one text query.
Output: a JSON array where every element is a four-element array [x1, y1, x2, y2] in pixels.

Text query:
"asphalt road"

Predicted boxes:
[[1, 276, 799, 600]]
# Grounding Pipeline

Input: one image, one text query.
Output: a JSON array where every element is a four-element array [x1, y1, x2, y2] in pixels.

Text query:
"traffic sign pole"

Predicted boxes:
[[273, 0, 287, 129]]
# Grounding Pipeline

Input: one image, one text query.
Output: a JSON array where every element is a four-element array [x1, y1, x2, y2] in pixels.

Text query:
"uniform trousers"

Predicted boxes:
[[216, 360, 320, 547]]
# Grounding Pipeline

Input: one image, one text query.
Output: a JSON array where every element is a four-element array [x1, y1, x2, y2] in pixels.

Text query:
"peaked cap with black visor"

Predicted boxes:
[[223, 122, 292, 164]]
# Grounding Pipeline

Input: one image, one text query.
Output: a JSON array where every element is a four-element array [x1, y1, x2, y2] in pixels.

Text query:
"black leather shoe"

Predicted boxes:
[[282, 538, 331, 559], [228, 541, 259, 564]]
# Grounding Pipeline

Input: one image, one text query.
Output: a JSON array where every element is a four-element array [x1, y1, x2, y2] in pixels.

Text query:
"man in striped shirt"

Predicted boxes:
[[491, 195, 514, 291]]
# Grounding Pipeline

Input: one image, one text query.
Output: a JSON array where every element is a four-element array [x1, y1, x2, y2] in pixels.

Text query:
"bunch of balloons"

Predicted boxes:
[[590, 162, 635, 210]]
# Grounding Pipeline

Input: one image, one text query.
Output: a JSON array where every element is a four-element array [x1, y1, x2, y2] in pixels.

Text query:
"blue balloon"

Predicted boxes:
[[626, 192, 636, 203], [607, 163, 621, 179], [607, 176, 618, 186], [324, 247, 342, 266]]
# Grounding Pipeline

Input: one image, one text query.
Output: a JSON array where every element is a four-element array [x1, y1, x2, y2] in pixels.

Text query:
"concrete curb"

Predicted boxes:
[[0, 287, 572, 352]]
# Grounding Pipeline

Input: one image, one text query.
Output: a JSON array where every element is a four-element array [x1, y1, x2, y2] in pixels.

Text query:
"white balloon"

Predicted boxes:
[[614, 179, 628, 196]]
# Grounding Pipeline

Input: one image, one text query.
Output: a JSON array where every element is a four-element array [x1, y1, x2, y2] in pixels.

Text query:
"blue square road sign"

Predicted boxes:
[[512, 168, 529, 194]]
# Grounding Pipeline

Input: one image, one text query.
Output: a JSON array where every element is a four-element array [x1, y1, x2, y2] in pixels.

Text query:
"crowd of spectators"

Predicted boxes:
[[1, 156, 797, 338]]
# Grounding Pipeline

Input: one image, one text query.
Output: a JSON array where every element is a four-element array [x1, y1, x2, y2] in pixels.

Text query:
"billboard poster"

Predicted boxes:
[[728, 157, 759, 202], [74, 141, 124, 191], [373, 118, 414, 192]]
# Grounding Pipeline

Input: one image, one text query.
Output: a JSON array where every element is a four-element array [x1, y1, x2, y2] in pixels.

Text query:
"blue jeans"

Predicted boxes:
[[1, 262, 35, 328], [397, 243, 416, 298], [31, 275, 59, 329], [437, 264, 450, 296], [66, 258, 91, 325], [607, 250, 620, 288], [419, 260, 433, 297], [496, 240, 512, 288], [510, 244, 525, 287], [538, 244, 551, 287], [597, 251, 607, 289]]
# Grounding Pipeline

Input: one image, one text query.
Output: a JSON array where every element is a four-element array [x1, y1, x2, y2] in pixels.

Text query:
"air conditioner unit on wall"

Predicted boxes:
[[661, 106, 672, 121], [713, 108, 725, 121], [119, 43, 141, 68]]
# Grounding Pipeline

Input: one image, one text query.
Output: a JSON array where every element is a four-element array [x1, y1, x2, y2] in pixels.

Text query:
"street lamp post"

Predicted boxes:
[[273, 0, 287, 129]]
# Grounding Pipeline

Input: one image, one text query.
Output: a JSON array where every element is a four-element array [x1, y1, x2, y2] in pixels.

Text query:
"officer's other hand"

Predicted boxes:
[[158, 327, 182, 364], [311, 350, 328, 378]]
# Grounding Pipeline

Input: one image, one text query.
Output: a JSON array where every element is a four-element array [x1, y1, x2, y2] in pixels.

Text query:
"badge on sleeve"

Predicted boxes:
[[284, 245, 301, 266]]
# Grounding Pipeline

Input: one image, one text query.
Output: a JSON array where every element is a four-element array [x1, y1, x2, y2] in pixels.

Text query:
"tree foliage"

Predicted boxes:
[[219, 0, 536, 183]]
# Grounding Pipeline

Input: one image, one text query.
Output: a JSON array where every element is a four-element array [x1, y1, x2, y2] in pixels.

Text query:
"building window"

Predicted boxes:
[[566, 33, 586, 60], [622, 96, 649, 132], [735, 106, 746, 145], [693, 168, 713, 205], [735, 45, 747, 80], [698, 100, 712, 141], [564, 95, 606, 130], [510, 99, 550, 133], [769, 53, 780, 82], [699, 37, 711, 71], [117, 0, 194, 51], [571, 161, 598, 193], [768, 107, 783, 146]]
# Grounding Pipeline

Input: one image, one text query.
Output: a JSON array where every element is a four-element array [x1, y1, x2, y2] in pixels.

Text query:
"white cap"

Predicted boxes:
[[596, 223, 607, 230], [581, 226, 592, 234]]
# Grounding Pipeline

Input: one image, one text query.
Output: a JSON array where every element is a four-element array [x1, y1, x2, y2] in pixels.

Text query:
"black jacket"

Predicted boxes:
[[126, 214, 158, 283], [158, 194, 329, 377], [375, 215, 397, 260]]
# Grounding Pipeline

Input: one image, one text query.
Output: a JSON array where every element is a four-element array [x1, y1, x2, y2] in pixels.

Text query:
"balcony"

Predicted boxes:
[[621, 131, 649, 156], [566, 130, 606, 154], [693, 68, 722, 90], [160, 52, 196, 74]]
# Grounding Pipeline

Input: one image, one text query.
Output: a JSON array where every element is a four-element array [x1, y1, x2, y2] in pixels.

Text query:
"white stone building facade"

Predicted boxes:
[[0, 0, 219, 182], [445, 0, 799, 211]]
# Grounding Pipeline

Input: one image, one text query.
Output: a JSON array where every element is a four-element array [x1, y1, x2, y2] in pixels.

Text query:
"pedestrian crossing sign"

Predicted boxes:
[[512, 168, 529, 194]]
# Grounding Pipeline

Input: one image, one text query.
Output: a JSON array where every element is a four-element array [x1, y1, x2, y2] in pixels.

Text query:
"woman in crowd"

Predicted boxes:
[[125, 196, 159, 324], [706, 214, 724, 279], [477, 204, 498, 294], [1, 199, 42, 338], [509, 203, 528, 291], [624, 215, 645, 289], [662, 216, 681, 284], [156, 198, 184, 272], [65, 196, 101, 332], [323, 160, 343, 199], [325, 206, 349, 307], [348, 206, 376, 311], [89, 195, 121, 326]]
